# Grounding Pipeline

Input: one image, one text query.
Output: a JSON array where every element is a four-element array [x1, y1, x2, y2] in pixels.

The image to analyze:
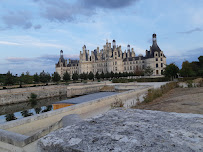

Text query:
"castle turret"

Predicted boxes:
[[152, 33, 157, 45], [112, 40, 116, 49]]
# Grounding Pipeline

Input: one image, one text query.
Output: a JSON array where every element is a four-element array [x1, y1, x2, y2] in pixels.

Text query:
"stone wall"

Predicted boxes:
[[0, 85, 67, 106]]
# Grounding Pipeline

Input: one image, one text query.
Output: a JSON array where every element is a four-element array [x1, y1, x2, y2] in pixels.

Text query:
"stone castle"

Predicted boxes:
[[56, 34, 166, 78]]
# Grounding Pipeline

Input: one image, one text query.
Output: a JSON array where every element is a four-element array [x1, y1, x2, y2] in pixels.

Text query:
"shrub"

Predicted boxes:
[[186, 80, 193, 88], [111, 98, 124, 108]]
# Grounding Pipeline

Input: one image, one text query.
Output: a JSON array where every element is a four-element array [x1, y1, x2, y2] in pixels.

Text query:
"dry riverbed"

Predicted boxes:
[[134, 87, 203, 114]]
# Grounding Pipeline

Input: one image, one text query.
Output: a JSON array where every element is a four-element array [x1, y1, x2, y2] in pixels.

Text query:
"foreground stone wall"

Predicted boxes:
[[38, 108, 203, 152], [0, 85, 67, 106]]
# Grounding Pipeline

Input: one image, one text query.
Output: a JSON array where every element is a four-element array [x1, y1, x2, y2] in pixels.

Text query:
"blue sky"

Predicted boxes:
[[0, 0, 202, 75]]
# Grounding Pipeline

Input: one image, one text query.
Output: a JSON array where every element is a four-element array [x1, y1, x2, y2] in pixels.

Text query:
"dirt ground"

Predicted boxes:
[[134, 87, 203, 114]]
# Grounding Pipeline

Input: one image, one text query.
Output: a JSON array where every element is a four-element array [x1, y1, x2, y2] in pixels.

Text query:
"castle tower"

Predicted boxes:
[[60, 50, 63, 58], [112, 40, 116, 49], [152, 33, 157, 45]]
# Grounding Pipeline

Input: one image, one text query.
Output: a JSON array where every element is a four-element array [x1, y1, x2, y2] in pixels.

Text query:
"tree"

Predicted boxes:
[[33, 73, 40, 83], [180, 61, 195, 77], [63, 72, 70, 82], [4, 71, 14, 85], [39, 70, 51, 83], [52, 72, 61, 82], [20, 71, 33, 84], [110, 71, 114, 79], [100, 71, 105, 79], [88, 72, 94, 80], [163, 63, 179, 80], [198, 56, 203, 76], [95, 71, 100, 80], [105, 71, 110, 79], [144, 66, 153, 76], [135, 69, 144, 76], [72, 72, 79, 81]]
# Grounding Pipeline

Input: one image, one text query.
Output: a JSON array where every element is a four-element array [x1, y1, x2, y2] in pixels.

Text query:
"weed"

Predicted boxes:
[[111, 97, 124, 108]]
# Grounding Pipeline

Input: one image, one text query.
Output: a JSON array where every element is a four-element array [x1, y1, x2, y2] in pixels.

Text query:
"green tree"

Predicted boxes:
[[88, 72, 94, 80], [33, 73, 40, 83], [144, 66, 154, 76], [52, 72, 61, 82], [100, 71, 105, 79], [180, 61, 195, 77], [39, 70, 51, 83], [163, 63, 179, 80], [105, 71, 110, 79], [4, 71, 14, 85], [110, 71, 114, 79], [20, 71, 33, 84], [198, 56, 203, 76], [95, 71, 100, 80], [63, 72, 70, 82], [72, 72, 79, 81]]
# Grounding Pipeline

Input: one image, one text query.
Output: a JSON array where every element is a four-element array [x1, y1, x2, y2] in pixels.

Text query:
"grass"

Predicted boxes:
[[143, 82, 178, 103]]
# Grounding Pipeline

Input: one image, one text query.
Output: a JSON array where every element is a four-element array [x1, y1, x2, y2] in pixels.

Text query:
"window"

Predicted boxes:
[[156, 64, 158, 68], [161, 63, 163, 67], [156, 58, 158, 61], [161, 53, 162, 56], [156, 70, 159, 75], [130, 66, 132, 70], [115, 61, 117, 65], [142, 65, 145, 69], [124, 67, 126, 70], [115, 52, 117, 55], [161, 58, 162, 61]]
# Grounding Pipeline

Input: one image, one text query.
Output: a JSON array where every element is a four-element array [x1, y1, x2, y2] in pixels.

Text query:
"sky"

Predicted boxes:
[[0, 0, 202, 75]]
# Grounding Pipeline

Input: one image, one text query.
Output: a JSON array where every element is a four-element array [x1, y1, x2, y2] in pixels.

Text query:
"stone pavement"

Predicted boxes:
[[38, 108, 203, 152]]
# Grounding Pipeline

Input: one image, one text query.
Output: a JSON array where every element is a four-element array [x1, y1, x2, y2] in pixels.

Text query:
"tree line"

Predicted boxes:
[[0, 56, 202, 86], [163, 56, 203, 80]]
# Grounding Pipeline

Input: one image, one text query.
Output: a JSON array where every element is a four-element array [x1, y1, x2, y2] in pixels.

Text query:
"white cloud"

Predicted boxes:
[[0, 41, 22, 46]]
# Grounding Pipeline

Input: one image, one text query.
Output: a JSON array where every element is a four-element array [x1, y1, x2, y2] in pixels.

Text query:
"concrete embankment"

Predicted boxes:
[[0, 85, 67, 106], [0, 81, 111, 106]]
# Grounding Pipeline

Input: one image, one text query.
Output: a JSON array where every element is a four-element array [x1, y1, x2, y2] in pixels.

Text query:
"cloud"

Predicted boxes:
[[34, 24, 42, 29], [0, 41, 21, 46], [6, 57, 32, 62], [2, 11, 33, 29], [166, 47, 202, 67], [3, 53, 79, 75], [34, 0, 139, 22], [83, 0, 137, 9], [177, 27, 203, 34]]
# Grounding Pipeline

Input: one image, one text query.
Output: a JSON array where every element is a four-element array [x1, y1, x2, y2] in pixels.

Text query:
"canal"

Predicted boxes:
[[0, 92, 118, 123]]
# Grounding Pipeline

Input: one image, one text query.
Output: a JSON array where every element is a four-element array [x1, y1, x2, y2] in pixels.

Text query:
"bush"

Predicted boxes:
[[178, 77, 200, 82], [136, 77, 170, 82], [112, 77, 170, 83], [186, 80, 193, 88]]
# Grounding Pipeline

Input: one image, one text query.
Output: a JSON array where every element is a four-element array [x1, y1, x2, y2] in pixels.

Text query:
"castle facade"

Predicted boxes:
[[56, 34, 166, 78]]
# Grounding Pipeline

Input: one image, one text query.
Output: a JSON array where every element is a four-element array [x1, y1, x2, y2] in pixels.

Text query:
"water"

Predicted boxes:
[[0, 92, 118, 124]]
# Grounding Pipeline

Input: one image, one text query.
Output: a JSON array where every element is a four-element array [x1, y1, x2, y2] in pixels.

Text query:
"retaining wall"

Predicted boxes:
[[0, 85, 152, 152], [0, 85, 67, 106]]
